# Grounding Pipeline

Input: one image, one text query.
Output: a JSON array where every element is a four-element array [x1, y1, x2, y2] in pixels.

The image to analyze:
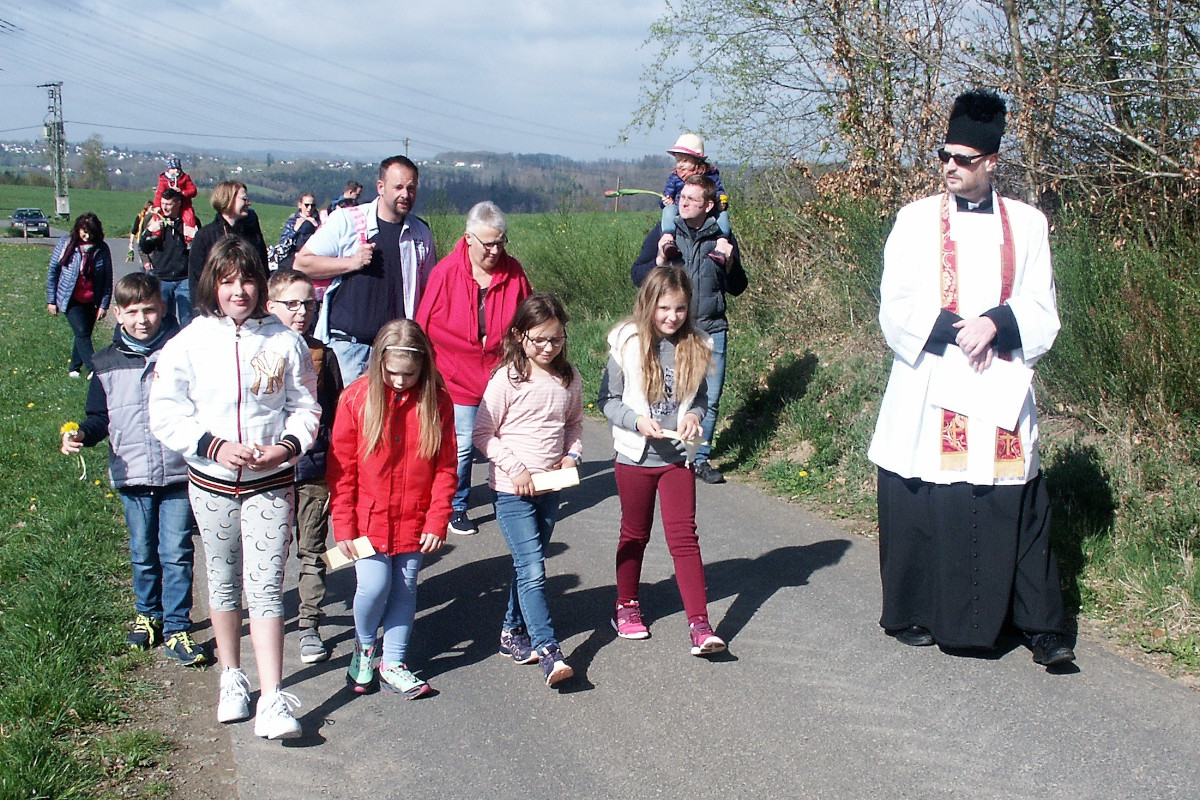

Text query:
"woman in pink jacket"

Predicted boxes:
[[415, 201, 532, 536]]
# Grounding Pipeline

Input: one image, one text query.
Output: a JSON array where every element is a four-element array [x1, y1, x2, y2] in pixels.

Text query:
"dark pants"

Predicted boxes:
[[64, 300, 98, 374], [614, 460, 711, 625], [877, 467, 1066, 648], [294, 480, 329, 628]]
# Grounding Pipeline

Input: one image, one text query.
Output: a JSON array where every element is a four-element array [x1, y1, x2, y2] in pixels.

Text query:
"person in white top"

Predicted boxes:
[[868, 89, 1074, 667]]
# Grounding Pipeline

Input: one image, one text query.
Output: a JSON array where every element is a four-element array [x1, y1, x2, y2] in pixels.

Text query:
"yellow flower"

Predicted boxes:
[[93, 479, 101, 486], [60, 422, 80, 435], [799, 470, 809, 477], [105, 493, 114, 498], [27, 403, 35, 408]]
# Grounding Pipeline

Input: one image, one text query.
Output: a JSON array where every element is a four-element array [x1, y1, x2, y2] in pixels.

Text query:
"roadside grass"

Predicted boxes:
[[0, 244, 170, 798]]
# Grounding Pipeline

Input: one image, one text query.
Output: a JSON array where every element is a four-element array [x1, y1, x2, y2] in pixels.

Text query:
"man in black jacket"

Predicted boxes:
[[631, 174, 749, 484], [139, 188, 192, 325]]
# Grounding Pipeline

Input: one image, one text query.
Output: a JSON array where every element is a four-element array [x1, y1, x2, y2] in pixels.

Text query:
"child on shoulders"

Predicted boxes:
[[659, 133, 733, 265]]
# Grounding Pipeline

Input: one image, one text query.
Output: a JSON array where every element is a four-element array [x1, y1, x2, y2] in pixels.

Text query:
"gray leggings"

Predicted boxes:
[[188, 484, 294, 618]]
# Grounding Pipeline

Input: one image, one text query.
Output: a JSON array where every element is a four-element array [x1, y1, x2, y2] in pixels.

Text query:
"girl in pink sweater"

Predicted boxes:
[[472, 293, 583, 687]]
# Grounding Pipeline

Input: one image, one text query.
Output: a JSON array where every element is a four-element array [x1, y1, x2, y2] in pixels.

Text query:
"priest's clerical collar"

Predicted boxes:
[[955, 194, 994, 214]]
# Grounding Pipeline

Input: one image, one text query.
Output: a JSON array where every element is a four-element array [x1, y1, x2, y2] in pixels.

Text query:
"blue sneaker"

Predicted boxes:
[[538, 644, 574, 687], [164, 631, 209, 667], [499, 626, 538, 664]]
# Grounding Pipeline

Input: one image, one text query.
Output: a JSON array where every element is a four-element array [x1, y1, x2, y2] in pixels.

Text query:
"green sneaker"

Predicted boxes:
[[346, 641, 378, 694], [379, 662, 433, 700], [127, 614, 163, 650], [164, 631, 210, 667]]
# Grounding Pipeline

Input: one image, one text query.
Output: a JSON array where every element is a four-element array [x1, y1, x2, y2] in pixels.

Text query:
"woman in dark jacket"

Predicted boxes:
[[47, 212, 113, 377], [188, 180, 268, 297]]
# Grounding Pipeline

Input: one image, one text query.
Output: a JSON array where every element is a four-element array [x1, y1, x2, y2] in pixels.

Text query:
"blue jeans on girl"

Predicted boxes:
[[494, 490, 561, 650], [353, 551, 424, 664]]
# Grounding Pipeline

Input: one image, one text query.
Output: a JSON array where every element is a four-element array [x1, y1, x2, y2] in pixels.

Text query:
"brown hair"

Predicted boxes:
[[361, 320, 444, 460], [500, 293, 573, 387], [113, 273, 163, 308], [59, 212, 105, 265], [631, 265, 710, 404], [210, 181, 247, 215], [267, 268, 314, 300], [193, 236, 269, 318], [683, 174, 718, 204]]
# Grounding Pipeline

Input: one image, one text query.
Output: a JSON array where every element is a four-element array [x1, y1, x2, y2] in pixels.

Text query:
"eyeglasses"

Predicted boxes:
[[937, 148, 990, 167], [274, 299, 318, 312], [469, 232, 508, 251], [301, 203, 316, 208], [523, 333, 566, 349]]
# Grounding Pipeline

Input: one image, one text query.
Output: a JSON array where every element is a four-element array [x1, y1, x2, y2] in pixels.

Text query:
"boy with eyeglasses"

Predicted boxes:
[[267, 269, 344, 664]]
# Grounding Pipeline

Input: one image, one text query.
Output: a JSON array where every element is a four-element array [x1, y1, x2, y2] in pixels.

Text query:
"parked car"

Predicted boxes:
[[11, 208, 51, 237]]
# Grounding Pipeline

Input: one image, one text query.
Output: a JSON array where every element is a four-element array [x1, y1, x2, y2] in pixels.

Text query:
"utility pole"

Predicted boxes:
[[38, 82, 69, 217], [404, 137, 409, 158]]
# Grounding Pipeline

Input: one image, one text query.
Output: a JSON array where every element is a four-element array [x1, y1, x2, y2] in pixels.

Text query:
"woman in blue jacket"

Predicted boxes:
[[47, 212, 112, 378]]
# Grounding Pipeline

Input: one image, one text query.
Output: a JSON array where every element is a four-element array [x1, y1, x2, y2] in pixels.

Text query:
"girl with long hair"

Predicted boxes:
[[598, 265, 726, 656], [472, 293, 582, 686], [328, 319, 457, 698]]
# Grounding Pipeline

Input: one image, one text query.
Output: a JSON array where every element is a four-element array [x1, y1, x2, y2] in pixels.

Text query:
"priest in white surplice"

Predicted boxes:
[[868, 89, 1075, 667]]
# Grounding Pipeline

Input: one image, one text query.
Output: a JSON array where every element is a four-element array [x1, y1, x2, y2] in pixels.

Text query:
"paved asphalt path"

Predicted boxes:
[[217, 418, 1199, 799]]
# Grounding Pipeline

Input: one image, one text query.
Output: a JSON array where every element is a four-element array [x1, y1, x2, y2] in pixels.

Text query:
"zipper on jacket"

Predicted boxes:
[[234, 324, 244, 497]]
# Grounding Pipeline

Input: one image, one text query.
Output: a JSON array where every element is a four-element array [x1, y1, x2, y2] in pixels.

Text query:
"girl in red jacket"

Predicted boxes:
[[328, 319, 457, 698]]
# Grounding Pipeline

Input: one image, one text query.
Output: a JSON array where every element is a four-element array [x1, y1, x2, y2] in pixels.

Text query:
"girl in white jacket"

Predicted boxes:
[[598, 265, 726, 657], [150, 237, 319, 740]]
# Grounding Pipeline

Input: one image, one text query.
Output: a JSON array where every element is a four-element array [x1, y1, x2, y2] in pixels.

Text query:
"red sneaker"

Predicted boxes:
[[689, 619, 726, 656], [611, 602, 650, 640]]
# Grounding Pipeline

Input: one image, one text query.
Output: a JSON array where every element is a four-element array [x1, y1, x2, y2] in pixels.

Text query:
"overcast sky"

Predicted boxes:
[[0, 0, 693, 163]]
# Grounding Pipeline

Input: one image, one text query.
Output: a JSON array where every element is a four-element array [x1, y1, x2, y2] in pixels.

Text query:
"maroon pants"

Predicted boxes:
[[614, 461, 710, 625]]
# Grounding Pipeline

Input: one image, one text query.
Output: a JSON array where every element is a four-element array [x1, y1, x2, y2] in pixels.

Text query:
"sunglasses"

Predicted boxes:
[[937, 148, 990, 167]]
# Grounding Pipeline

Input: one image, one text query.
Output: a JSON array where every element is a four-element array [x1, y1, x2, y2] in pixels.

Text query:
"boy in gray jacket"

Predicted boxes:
[[60, 273, 206, 666]]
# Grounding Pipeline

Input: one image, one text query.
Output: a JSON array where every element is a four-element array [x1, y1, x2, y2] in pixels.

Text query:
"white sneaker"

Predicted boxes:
[[217, 667, 251, 723], [254, 688, 302, 740]]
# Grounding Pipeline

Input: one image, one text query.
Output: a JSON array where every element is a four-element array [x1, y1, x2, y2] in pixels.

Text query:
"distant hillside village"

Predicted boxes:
[[0, 139, 673, 214]]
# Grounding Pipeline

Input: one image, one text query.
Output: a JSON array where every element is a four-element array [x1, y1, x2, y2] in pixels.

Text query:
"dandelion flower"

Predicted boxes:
[[27, 402, 35, 408], [799, 470, 809, 477]]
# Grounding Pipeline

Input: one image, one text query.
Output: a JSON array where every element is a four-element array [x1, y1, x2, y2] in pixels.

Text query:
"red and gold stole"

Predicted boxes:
[[938, 193, 1025, 479]]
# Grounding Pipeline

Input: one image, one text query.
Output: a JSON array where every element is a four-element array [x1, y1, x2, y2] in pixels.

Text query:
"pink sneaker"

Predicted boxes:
[[611, 602, 650, 640], [689, 619, 726, 656]]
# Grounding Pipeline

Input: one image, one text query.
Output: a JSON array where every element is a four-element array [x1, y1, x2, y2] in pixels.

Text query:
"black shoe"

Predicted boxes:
[[887, 625, 934, 647], [663, 242, 681, 260], [693, 461, 725, 484], [1028, 632, 1075, 666], [447, 510, 479, 535]]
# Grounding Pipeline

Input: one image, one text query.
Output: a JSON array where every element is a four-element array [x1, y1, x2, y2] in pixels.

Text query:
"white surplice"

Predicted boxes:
[[867, 192, 1060, 486]]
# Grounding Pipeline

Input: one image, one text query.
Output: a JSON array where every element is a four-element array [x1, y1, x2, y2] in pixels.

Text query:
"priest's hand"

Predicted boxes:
[[954, 316, 997, 357]]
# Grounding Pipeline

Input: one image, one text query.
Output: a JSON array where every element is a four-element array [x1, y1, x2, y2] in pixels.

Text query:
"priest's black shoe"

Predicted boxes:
[[887, 625, 934, 647], [1028, 632, 1076, 666]]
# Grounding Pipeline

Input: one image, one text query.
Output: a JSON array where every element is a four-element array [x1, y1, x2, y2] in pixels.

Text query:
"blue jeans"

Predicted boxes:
[[494, 491, 561, 650], [353, 551, 423, 664], [160, 279, 192, 327], [452, 403, 480, 512], [696, 329, 726, 464], [120, 484, 196, 634], [329, 338, 372, 384]]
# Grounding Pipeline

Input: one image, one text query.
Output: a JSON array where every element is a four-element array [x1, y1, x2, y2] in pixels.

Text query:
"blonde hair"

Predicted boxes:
[[631, 265, 710, 404], [210, 180, 247, 215], [361, 320, 444, 460]]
